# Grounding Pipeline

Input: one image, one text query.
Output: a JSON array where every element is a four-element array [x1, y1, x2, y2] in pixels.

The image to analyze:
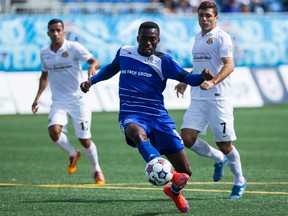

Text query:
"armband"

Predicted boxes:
[[177, 71, 189, 82]]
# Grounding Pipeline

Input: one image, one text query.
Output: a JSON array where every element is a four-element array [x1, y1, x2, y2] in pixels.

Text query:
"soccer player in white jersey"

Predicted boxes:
[[80, 21, 213, 213], [31, 19, 105, 184], [176, 1, 246, 199]]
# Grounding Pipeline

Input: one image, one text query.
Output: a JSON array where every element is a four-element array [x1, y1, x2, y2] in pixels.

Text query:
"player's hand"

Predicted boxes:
[[201, 69, 214, 81], [200, 80, 215, 90], [175, 82, 188, 98], [80, 80, 91, 93], [31, 101, 39, 114]]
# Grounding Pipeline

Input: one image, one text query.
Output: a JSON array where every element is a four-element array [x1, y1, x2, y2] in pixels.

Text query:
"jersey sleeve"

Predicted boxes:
[[161, 55, 185, 80], [219, 32, 233, 58], [161, 54, 204, 86], [74, 42, 93, 62], [90, 48, 121, 85], [40, 49, 48, 72]]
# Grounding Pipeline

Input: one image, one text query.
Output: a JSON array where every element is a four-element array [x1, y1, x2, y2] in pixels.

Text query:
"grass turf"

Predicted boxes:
[[0, 105, 287, 215]]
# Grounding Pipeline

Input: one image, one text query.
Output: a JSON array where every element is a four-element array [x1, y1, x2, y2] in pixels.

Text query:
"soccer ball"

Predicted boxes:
[[145, 157, 174, 186]]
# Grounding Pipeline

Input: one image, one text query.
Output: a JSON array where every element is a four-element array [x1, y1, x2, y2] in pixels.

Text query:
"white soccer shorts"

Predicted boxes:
[[48, 102, 92, 139], [181, 99, 237, 142]]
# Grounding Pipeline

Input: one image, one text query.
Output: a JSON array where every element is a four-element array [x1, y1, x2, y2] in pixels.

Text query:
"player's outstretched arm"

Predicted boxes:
[[80, 62, 120, 93], [180, 68, 214, 87], [175, 69, 214, 95]]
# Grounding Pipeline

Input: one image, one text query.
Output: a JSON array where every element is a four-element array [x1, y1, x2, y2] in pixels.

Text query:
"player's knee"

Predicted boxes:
[[79, 138, 91, 148], [217, 142, 233, 155], [181, 130, 197, 148], [132, 132, 148, 145], [182, 136, 196, 149], [48, 128, 60, 142], [49, 132, 60, 142]]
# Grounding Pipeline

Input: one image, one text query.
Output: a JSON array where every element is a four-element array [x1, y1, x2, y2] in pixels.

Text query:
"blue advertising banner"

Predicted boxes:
[[0, 14, 287, 71]]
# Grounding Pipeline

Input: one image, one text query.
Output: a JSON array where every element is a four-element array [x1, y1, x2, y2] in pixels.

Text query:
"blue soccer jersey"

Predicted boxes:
[[90, 46, 203, 119], [90, 45, 204, 155]]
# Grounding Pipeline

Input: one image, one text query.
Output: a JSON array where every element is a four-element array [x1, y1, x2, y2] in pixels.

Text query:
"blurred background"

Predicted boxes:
[[0, 0, 288, 114]]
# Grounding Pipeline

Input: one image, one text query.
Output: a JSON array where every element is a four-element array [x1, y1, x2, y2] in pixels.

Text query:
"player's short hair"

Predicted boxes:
[[198, 1, 218, 16], [138, 21, 160, 36], [47, 19, 64, 29]]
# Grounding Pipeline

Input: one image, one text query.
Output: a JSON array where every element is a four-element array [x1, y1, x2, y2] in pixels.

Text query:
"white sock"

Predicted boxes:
[[191, 138, 224, 163], [56, 132, 77, 156], [85, 141, 101, 172], [226, 147, 246, 185]]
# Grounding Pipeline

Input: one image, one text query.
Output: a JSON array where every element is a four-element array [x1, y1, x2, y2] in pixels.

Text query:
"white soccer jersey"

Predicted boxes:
[[191, 26, 233, 100], [40, 39, 92, 104]]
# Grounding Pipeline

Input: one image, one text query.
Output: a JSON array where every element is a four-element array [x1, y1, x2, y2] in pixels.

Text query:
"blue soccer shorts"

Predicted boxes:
[[119, 114, 184, 156]]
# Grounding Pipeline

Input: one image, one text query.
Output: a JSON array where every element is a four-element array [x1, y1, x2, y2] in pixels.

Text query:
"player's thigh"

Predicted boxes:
[[151, 128, 183, 155], [208, 100, 237, 142], [69, 105, 92, 139], [48, 104, 69, 128], [125, 123, 148, 143], [119, 115, 152, 146]]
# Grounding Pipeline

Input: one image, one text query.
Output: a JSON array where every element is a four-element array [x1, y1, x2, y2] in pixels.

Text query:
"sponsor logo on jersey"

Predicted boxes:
[[48, 64, 73, 71], [121, 70, 152, 78], [193, 53, 211, 61]]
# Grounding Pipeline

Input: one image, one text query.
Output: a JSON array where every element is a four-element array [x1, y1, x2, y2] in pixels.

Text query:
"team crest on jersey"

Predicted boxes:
[[206, 38, 214, 44], [62, 51, 69, 58], [147, 56, 154, 63], [123, 118, 133, 125]]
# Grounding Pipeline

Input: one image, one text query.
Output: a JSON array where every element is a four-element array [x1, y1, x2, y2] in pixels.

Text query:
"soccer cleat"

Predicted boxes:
[[171, 171, 190, 188], [213, 156, 227, 182], [229, 181, 247, 199], [163, 185, 190, 213], [94, 170, 105, 185], [68, 149, 81, 174]]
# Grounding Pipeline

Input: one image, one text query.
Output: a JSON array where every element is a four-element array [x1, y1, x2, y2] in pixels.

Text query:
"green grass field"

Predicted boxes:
[[0, 105, 287, 216]]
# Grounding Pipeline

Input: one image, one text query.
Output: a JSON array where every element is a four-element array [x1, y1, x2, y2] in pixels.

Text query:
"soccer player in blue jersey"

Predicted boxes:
[[80, 21, 213, 213]]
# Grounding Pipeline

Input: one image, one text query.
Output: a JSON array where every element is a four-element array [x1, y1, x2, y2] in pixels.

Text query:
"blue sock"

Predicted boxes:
[[137, 141, 161, 163], [171, 184, 182, 195]]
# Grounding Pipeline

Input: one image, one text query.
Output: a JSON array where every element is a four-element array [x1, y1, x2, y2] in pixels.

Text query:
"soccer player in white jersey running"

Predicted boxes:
[[176, 1, 246, 199], [80, 21, 214, 213], [31, 19, 105, 184]]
